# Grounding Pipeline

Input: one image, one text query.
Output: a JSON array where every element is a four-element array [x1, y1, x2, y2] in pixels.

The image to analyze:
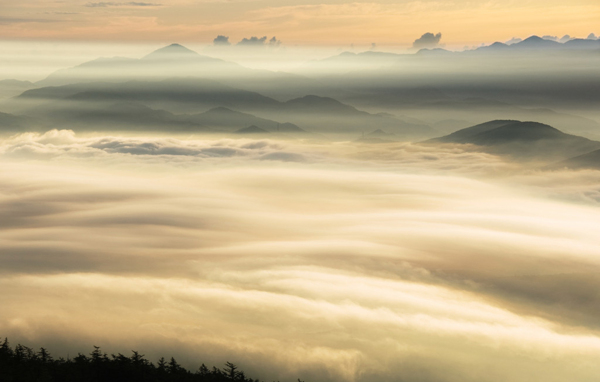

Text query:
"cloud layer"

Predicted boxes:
[[1, 132, 600, 381]]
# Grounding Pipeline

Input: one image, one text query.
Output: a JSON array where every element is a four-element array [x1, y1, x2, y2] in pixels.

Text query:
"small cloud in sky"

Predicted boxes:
[[43, 11, 81, 15], [85, 2, 161, 7], [213, 35, 231, 46], [412, 32, 442, 49], [236, 36, 282, 47], [559, 35, 572, 43], [237, 36, 267, 46], [505, 37, 522, 45], [587, 33, 598, 40], [542, 35, 558, 41], [0, 16, 57, 24], [268, 36, 281, 47]]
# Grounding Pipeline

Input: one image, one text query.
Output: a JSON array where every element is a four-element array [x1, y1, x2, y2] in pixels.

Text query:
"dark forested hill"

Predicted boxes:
[[426, 120, 600, 161]]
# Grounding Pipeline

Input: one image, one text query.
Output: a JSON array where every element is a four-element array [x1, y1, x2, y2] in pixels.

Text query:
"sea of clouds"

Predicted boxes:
[[1, 131, 600, 382]]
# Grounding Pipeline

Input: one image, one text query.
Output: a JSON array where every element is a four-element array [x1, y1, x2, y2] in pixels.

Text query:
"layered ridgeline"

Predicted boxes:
[[1, 77, 433, 138], [3, 41, 600, 138], [26, 43, 330, 102], [0, 338, 298, 382], [301, 36, 600, 75], [0, 79, 36, 100], [426, 120, 600, 163], [0, 111, 42, 132], [296, 36, 600, 137], [36, 43, 264, 87]]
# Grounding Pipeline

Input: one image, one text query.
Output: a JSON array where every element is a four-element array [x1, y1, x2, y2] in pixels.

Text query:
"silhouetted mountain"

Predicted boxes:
[[437, 35, 600, 54], [341, 87, 451, 109], [31, 44, 334, 103], [553, 149, 600, 170], [6, 78, 281, 115], [355, 129, 398, 143], [142, 43, 200, 60], [20, 99, 211, 132], [432, 119, 471, 134], [509, 36, 562, 50], [252, 95, 435, 138], [431, 120, 520, 143], [391, 98, 600, 138], [189, 107, 305, 134], [368, 129, 394, 137], [25, 43, 335, 102], [415, 48, 453, 56], [0, 111, 40, 133], [476, 42, 510, 52], [35, 44, 253, 87], [564, 38, 600, 50], [235, 125, 268, 134], [465, 121, 568, 145], [427, 120, 600, 161], [299, 51, 404, 75], [302, 36, 600, 77], [456, 35, 600, 54], [282, 95, 366, 115], [0, 79, 36, 100], [4, 79, 434, 138]]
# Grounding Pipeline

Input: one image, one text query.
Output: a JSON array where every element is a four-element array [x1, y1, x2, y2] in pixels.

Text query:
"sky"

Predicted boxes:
[[1, 0, 599, 47]]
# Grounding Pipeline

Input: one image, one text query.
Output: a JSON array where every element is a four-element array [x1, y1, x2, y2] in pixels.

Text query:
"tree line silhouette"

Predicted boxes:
[[0, 338, 303, 382]]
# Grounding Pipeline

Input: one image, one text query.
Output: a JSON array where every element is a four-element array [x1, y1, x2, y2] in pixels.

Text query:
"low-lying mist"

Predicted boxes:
[[2, 131, 600, 382]]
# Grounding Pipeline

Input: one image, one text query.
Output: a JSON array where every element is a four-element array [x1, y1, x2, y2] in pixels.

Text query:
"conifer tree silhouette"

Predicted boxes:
[[0, 337, 305, 382]]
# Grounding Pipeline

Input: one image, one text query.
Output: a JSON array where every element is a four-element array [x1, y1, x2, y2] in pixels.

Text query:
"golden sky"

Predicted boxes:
[[1, 0, 599, 46]]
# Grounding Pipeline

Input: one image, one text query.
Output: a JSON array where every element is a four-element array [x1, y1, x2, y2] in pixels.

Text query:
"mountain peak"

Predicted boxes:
[[368, 129, 394, 137], [143, 43, 199, 60], [236, 125, 269, 134], [522, 35, 544, 42], [514, 36, 560, 48]]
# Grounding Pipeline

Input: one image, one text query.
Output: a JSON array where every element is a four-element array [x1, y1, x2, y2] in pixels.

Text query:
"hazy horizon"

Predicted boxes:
[[2, 31, 600, 82]]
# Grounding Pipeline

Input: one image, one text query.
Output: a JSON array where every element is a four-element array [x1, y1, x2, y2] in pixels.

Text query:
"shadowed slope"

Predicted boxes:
[[235, 125, 269, 134], [430, 120, 519, 143], [4, 80, 433, 138], [189, 107, 305, 133], [553, 149, 600, 170], [427, 120, 600, 162]]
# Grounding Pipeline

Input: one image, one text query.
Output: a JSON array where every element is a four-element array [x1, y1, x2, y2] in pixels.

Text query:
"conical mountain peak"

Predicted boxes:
[[143, 43, 199, 60]]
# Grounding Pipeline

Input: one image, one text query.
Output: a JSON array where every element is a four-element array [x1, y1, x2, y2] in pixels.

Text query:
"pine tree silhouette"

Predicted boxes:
[[0, 338, 303, 382]]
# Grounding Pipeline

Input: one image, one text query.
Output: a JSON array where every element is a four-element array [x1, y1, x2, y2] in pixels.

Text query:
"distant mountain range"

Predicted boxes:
[[1, 42, 599, 143], [421, 36, 600, 55], [36, 44, 248, 88], [27, 43, 331, 101], [302, 35, 600, 74], [189, 107, 304, 134], [2, 78, 434, 138], [0, 79, 35, 100], [0, 111, 40, 132]]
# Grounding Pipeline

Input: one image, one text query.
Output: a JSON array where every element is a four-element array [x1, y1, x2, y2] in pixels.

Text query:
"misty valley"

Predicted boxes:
[[2, 36, 600, 382]]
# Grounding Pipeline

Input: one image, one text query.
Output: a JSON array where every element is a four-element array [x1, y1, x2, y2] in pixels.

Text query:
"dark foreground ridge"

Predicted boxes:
[[0, 338, 302, 382]]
